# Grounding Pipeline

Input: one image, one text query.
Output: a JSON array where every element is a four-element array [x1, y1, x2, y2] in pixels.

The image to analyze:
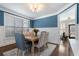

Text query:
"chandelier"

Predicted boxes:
[[29, 3, 43, 12]]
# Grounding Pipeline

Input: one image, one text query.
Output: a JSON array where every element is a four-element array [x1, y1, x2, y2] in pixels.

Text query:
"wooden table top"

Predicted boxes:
[[25, 36, 39, 42]]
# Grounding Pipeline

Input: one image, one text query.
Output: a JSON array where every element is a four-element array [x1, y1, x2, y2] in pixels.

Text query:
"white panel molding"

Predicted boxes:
[[29, 27, 60, 44]]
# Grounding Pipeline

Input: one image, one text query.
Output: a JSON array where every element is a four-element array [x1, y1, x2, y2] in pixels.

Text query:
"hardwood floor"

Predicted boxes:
[[51, 40, 74, 56], [0, 43, 16, 56], [0, 40, 74, 56]]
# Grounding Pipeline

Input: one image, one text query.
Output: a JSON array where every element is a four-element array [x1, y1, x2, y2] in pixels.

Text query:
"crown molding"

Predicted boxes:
[[0, 5, 32, 20], [57, 3, 75, 15], [34, 3, 74, 20], [34, 13, 57, 20], [0, 3, 75, 20]]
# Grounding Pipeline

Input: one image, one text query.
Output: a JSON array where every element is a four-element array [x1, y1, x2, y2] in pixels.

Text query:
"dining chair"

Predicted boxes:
[[34, 31, 49, 55], [44, 32, 49, 47], [15, 33, 32, 56]]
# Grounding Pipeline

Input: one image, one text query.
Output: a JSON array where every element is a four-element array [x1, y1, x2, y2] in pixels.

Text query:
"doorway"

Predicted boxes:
[[58, 4, 77, 42]]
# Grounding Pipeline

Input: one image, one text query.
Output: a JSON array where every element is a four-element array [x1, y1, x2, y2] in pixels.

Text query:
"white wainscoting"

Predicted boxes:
[[69, 39, 79, 56], [29, 27, 60, 44], [77, 24, 79, 41], [0, 26, 5, 46], [0, 26, 15, 47], [68, 24, 79, 56]]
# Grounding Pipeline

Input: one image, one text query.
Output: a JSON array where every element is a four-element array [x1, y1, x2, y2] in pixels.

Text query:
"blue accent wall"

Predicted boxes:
[[30, 15, 57, 28], [0, 10, 4, 26], [77, 4, 79, 24]]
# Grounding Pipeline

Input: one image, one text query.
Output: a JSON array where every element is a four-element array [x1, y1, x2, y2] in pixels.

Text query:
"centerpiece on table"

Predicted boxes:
[[32, 28, 39, 36]]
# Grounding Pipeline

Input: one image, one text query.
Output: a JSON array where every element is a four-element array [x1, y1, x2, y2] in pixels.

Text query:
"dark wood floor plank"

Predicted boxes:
[[0, 43, 16, 53], [51, 40, 74, 56]]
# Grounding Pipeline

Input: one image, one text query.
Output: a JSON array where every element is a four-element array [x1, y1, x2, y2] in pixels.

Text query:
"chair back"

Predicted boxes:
[[44, 32, 49, 44], [15, 33, 26, 50], [38, 31, 47, 48]]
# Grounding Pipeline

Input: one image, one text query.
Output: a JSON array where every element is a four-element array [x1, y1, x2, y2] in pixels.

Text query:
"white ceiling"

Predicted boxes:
[[0, 3, 70, 19]]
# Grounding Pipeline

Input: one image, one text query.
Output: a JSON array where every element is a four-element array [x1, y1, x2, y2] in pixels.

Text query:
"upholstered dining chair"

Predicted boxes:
[[44, 32, 49, 47], [34, 31, 49, 55], [15, 33, 32, 56]]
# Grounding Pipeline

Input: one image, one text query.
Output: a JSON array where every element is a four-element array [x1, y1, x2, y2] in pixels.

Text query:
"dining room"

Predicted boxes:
[[0, 3, 60, 56], [0, 3, 78, 56]]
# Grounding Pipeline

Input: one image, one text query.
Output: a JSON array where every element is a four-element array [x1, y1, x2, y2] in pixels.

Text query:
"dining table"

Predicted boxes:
[[24, 35, 39, 55]]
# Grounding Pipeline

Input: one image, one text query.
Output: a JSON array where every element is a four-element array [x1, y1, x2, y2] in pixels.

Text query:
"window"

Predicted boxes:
[[23, 19, 30, 28], [23, 19, 30, 32]]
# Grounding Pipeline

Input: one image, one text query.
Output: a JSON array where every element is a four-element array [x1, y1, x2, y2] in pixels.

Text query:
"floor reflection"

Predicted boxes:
[[59, 41, 65, 55]]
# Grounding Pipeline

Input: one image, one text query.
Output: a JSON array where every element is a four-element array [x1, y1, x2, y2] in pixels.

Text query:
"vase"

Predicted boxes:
[[35, 32, 37, 36]]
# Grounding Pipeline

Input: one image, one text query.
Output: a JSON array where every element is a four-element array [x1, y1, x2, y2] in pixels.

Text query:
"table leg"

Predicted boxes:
[[31, 41, 34, 56], [0, 53, 3, 56]]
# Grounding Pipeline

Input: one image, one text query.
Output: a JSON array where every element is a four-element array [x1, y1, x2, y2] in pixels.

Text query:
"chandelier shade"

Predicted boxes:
[[29, 3, 44, 12]]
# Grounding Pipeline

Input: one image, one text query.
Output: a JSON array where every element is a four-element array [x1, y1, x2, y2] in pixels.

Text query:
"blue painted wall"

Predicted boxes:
[[30, 15, 57, 28], [0, 10, 4, 26], [77, 4, 79, 24]]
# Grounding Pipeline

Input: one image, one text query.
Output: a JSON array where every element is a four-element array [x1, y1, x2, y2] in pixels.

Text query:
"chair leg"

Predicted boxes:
[[38, 48, 40, 56], [17, 48, 19, 56], [46, 43, 48, 48], [44, 43, 48, 48], [0, 53, 4, 56], [22, 51, 25, 56]]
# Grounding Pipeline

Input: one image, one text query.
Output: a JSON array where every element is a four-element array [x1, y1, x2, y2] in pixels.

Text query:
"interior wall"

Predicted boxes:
[[29, 27, 60, 44], [58, 4, 76, 36], [58, 4, 79, 56], [77, 4, 79, 41], [30, 15, 57, 28], [76, 4, 79, 52], [30, 15, 60, 44], [0, 7, 30, 47]]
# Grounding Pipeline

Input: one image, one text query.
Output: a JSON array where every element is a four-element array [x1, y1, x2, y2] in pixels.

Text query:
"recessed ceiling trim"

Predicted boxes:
[[0, 3, 74, 20], [0, 5, 33, 20], [34, 3, 74, 20], [34, 13, 57, 20], [57, 3, 75, 15]]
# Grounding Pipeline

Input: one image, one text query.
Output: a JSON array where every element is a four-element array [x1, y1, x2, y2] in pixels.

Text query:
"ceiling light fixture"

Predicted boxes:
[[29, 3, 43, 12]]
